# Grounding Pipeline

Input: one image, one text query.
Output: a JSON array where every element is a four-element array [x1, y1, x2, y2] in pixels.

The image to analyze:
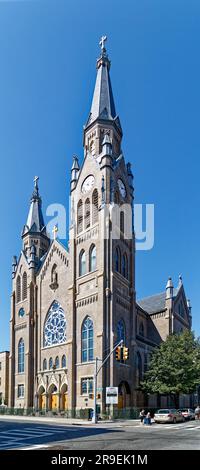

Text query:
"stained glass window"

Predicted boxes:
[[62, 355, 66, 368], [18, 338, 25, 373], [117, 319, 125, 344], [81, 317, 94, 362], [19, 308, 25, 318], [44, 301, 66, 347]]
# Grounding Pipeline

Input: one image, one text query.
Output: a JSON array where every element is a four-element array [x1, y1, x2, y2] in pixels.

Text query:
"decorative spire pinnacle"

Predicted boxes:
[[166, 276, 174, 300], [22, 176, 46, 236], [85, 36, 122, 132]]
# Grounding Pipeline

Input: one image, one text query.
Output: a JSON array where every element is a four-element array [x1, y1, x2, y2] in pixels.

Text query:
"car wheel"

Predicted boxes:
[[173, 418, 176, 424]]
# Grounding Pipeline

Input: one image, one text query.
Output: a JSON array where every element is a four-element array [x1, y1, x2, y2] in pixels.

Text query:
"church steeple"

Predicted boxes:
[[22, 177, 50, 265], [84, 36, 122, 140], [22, 176, 45, 236], [84, 37, 122, 159]]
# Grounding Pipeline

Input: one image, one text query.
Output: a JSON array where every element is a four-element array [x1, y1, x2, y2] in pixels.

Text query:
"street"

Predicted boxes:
[[0, 418, 200, 450]]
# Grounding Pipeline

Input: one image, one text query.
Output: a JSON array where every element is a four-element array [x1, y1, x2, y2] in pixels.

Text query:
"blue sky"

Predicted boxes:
[[0, 0, 199, 351]]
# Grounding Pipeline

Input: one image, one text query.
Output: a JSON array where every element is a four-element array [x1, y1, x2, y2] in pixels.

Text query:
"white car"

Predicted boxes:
[[154, 409, 185, 424]]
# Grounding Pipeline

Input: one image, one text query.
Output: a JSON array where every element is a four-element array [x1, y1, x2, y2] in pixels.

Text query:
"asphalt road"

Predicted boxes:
[[0, 419, 200, 450]]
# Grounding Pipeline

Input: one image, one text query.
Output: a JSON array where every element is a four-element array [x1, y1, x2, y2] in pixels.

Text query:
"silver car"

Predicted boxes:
[[154, 408, 185, 424]]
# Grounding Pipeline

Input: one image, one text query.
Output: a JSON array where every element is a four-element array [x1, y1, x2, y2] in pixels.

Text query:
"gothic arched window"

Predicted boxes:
[[18, 338, 25, 373], [16, 275, 21, 303], [139, 322, 144, 337], [22, 272, 27, 300], [89, 244, 96, 272], [62, 355, 66, 368], [81, 317, 94, 362], [79, 250, 86, 276], [49, 357, 53, 369], [115, 247, 121, 273], [85, 198, 90, 229], [77, 200, 83, 234], [92, 189, 98, 224], [117, 319, 126, 344], [43, 301, 67, 347], [55, 356, 59, 369], [51, 264, 58, 284], [122, 253, 128, 278], [43, 359, 47, 370], [136, 352, 142, 387]]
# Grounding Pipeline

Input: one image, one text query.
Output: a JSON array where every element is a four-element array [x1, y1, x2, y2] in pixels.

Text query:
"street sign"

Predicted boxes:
[[106, 386, 118, 404]]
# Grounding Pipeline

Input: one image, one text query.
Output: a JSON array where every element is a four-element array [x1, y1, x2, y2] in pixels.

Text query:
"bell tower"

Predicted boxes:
[[69, 37, 136, 412]]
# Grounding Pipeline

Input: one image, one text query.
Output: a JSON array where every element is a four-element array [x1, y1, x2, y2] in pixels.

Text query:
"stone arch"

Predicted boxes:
[[118, 380, 131, 409], [60, 383, 68, 411], [48, 383, 58, 411], [38, 385, 46, 410]]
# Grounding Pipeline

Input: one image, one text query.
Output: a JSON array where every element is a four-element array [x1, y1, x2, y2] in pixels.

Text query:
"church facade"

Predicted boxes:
[[9, 39, 192, 414]]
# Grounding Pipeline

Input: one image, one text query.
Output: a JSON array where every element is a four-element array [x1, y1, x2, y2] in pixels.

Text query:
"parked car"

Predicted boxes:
[[178, 408, 195, 421], [154, 409, 185, 424]]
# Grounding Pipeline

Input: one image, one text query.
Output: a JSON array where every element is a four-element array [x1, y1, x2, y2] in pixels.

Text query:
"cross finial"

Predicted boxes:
[[52, 225, 58, 240], [99, 35, 107, 52], [34, 176, 39, 189]]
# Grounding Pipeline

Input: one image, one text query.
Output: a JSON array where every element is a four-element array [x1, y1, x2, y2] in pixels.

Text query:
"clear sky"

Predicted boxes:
[[0, 0, 199, 351]]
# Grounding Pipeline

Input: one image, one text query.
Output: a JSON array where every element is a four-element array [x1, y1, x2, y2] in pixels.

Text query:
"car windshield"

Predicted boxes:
[[156, 409, 170, 414]]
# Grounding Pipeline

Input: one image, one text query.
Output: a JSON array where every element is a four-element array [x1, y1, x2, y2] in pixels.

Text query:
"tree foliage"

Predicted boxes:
[[141, 331, 200, 397]]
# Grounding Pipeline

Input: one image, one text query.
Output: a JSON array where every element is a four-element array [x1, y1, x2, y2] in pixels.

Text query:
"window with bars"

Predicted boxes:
[[92, 189, 98, 224], [18, 384, 24, 398], [85, 198, 91, 229], [16, 276, 21, 303], [77, 200, 83, 233], [81, 377, 94, 395], [22, 272, 27, 300]]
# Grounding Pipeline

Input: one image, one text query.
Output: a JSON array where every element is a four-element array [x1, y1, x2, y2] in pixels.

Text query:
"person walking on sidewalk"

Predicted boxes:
[[195, 405, 200, 420], [139, 409, 146, 424]]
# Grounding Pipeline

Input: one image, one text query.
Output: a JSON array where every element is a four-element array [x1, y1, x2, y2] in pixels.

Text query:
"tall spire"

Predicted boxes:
[[22, 176, 45, 236], [85, 36, 121, 131]]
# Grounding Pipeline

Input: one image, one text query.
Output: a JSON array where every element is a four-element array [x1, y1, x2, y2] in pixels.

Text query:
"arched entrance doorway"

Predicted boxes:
[[48, 384, 58, 411], [118, 381, 131, 409], [38, 386, 46, 410], [60, 384, 68, 411]]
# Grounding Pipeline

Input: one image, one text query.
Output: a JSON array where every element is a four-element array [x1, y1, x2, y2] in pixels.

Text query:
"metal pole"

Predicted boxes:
[[92, 340, 123, 424], [92, 357, 98, 423]]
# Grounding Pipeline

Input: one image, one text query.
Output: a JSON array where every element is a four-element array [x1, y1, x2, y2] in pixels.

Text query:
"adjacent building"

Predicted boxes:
[[0, 351, 9, 405]]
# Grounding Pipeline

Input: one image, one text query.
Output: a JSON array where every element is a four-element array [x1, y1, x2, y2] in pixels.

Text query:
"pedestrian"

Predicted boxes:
[[195, 405, 200, 420], [139, 409, 146, 424], [146, 411, 151, 425]]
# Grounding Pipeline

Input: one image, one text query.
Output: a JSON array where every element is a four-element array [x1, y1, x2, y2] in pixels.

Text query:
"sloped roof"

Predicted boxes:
[[137, 288, 178, 315]]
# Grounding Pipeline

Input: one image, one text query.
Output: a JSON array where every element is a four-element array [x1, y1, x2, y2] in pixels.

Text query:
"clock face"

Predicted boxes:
[[117, 178, 126, 198], [81, 175, 95, 194]]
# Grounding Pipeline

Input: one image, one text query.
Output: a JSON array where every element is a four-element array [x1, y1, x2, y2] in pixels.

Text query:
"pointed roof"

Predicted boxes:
[[22, 177, 46, 236], [85, 36, 121, 132]]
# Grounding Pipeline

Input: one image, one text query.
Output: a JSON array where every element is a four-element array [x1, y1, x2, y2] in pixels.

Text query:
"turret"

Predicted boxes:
[[12, 256, 17, 279], [166, 277, 174, 300], [70, 156, 80, 191]]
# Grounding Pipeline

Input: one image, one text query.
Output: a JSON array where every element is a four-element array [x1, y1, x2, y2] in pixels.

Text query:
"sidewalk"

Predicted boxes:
[[0, 414, 141, 426]]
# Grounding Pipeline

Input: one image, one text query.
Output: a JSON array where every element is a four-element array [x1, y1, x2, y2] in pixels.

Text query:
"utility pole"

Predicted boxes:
[[92, 339, 124, 424]]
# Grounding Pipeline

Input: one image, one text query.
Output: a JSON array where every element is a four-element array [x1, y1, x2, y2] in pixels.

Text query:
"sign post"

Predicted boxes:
[[106, 387, 118, 405]]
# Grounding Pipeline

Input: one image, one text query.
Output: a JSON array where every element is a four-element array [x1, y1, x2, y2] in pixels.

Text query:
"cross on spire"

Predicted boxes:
[[52, 225, 58, 240], [99, 35, 107, 52], [34, 176, 39, 189]]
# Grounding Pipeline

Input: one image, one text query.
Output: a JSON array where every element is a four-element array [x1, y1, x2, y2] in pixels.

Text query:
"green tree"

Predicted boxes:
[[141, 330, 200, 408]]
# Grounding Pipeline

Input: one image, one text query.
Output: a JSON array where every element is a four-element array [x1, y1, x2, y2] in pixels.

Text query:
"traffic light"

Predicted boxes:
[[123, 347, 129, 361], [116, 346, 122, 361]]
